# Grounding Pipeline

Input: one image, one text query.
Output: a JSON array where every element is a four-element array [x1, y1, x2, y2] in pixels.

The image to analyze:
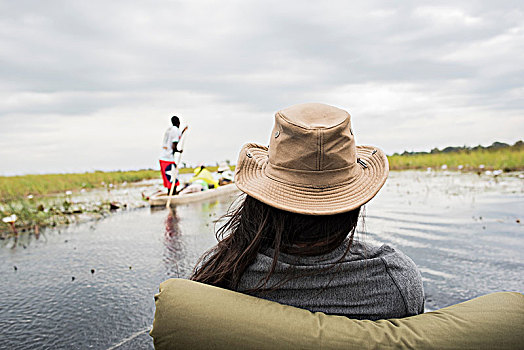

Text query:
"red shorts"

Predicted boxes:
[[159, 160, 180, 189]]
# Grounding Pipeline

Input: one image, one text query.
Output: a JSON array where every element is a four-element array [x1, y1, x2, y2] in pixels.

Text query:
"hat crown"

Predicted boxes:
[[234, 102, 389, 215], [269, 103, 356, 172]]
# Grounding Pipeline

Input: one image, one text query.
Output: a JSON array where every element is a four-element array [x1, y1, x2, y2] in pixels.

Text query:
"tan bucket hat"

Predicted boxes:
[[234, 103, 389, 215]]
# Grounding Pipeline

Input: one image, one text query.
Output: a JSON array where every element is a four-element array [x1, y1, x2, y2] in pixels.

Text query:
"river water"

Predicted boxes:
[[1, 171, 523, 349]]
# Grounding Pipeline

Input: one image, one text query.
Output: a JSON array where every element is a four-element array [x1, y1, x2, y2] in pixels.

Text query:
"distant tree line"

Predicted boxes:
[[393, 140, 523, 156]]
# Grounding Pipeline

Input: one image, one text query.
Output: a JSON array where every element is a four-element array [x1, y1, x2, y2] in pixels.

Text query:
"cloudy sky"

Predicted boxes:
[[1, 0, 523, 175]]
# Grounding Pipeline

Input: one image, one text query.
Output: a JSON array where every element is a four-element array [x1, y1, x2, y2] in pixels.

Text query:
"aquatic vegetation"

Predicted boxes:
[[1, 148, 521, 236], [2, 214, 17, 223], [0, 197, 120, 237], [0, 169, 161, 202], [0, 168, 207, 203], [388, 142, 524, 171], [0, 168, 214, 236]]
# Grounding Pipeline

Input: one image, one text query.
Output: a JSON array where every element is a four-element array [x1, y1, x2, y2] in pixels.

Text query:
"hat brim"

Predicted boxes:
[[234, 143, 389, 215]]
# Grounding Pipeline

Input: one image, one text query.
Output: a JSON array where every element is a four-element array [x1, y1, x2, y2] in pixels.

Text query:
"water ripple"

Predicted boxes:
[[1, 173, 522, 348]]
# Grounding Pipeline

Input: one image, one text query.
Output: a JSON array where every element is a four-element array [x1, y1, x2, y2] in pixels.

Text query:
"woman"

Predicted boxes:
[[191, 103, 424, 320]]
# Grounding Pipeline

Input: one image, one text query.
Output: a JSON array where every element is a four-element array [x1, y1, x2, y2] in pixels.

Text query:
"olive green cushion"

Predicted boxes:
[[150, 278, 524, 350]]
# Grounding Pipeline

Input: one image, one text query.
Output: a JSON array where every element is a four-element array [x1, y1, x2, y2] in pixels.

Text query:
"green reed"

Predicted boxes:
[[0, 169, 162, 202], [387, 147, 524, 171], [0, 167, 216, 235]]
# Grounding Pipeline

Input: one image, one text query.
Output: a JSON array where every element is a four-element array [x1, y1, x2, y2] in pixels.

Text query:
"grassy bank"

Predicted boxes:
[[1, 144, 522, 237], [4, 142, 520, 203], [0, 168, 202, 203], [0, 170, 159, 202], [0, 167, 206, 236], [388, 144, 524, 171], [0, 170, 159, 236]]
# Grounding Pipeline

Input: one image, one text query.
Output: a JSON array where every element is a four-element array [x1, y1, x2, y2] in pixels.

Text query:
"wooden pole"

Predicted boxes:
[[166, 130, 188, 208]]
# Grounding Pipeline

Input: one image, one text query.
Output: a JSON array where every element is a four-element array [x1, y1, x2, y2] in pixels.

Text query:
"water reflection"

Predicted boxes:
[[1, 227, 47, 250], [0, 173, 521, 349], [164, 208, 181, 238], [162, 208, 185, 278]]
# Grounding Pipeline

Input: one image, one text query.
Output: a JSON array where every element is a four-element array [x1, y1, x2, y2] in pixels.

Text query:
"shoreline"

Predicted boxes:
[[2, 169, 522, 238], [2, 163, 522, 202]]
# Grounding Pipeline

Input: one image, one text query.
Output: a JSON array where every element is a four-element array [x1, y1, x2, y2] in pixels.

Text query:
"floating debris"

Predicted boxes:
[[441, 164, 448, 170], [91, 269, 95, 274], [27, 194, 34, 199], [14, 265, 17, 271], [457, 165, 464, 170], [72, 276, 75, 281], [65, 190, 73, 196], [517, 219, 521, 224], [109, 202, 120, 210]]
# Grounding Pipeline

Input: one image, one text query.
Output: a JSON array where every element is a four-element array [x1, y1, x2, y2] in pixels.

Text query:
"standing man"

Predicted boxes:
[[159, 116, 188, 194]]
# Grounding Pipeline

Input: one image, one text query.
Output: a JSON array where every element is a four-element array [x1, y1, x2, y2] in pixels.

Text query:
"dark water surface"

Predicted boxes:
[[1, 171, 523, 349]]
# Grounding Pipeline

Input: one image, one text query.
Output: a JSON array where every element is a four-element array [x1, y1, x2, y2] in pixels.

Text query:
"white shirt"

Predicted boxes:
[[159, 126, 181, 160]]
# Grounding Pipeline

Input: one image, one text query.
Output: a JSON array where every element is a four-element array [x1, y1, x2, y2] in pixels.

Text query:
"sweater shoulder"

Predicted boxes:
[[379, 245, 425, 315]]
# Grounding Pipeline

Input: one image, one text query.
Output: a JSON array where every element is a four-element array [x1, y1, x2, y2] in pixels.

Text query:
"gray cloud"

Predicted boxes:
[[0, 0, 523, 174]]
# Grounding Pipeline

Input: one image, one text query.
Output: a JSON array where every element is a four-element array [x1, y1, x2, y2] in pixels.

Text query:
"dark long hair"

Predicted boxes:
[[191, 195, 361, 291]]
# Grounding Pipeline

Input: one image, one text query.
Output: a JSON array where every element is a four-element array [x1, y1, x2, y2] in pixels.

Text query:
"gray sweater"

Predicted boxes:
[[236, 240, 425, 320]]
